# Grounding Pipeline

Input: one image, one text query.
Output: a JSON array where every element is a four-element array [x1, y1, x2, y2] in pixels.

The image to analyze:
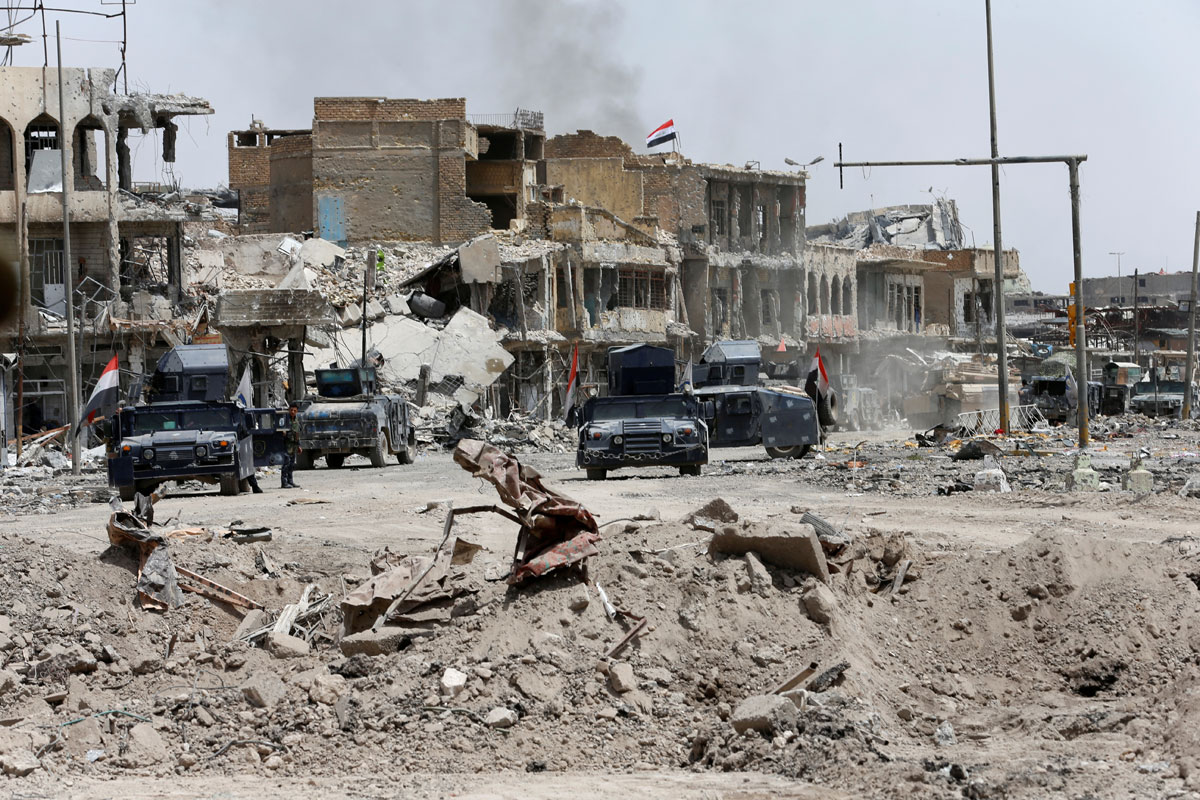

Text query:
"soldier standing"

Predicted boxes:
[[282, 404, 301, 489]]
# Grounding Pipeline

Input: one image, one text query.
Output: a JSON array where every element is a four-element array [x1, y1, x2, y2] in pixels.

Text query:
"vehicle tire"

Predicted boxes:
[[369, 434, 387, 468], [326, 454, 345, 469], [296, 450, 314, 470], [765, 444, 812, 460], [219, 473, 240, 496], [118, 484, 136, 502], [817, 389, 839, 427], [679, 464, 702, 476], [586, 468, 607, 481], [397, 431, 415, 464]]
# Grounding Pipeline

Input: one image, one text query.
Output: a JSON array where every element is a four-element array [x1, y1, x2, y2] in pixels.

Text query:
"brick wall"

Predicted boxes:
[[228, 132, 269, 187], [439, 153, 491, 242], [269, 134, 313, 233], [545, 130, 634, 159], [314, 97, 466, 123]]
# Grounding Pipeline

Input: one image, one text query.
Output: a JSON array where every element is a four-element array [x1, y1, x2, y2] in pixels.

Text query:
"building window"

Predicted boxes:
[[711, 286, 729, 331], [235, 132, 258, 147], [761, 289, 774, 324], [617, 268, 666, 310], [25, 121, 59, 176], [710, 199, 727, 236], [29, 238, 64, 311], [1139, 278, 1146, 287]]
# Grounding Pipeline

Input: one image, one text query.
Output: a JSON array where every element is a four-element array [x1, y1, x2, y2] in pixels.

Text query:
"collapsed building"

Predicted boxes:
[[0, 66, 213, 434]]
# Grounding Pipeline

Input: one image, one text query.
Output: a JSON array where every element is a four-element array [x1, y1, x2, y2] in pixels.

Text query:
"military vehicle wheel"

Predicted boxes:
[[296, 450, 314, 470], [679, 464, 702, 476], [586, 468, 607, 481], [765, 444, 812, 460], [219, 474, 240, 496], [369, 435, 387, 468], [397, 431, 416, 464], [118, 484, 136, 502], [817, 390, 839, 427], [326, 454, 345, 469], [239, 478, 253, 493]]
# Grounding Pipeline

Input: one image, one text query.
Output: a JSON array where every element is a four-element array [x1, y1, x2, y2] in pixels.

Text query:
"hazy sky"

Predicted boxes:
[[5, 0, 1197, 293]]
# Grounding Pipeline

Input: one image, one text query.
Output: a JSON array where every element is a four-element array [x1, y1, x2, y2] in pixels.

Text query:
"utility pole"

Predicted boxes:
[[984, 0, 1009, 433], [57, 21, 81, 476], [1068, 158, 1087, 446], [835, 151, 1089, 449], [1133, 268, 1140, 364], [1183, 212, 1200, 419]]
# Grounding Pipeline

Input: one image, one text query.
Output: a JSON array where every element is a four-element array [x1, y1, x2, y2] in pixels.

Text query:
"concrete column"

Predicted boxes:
[[288, 335, 305, 403], [104, 121, 120, 298], [167, 225, 182, 303], [542, 345, 553, 422]]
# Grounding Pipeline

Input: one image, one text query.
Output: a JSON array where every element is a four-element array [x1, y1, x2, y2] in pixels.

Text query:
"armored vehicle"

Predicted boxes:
[[107, 345, 255, 501], [296, 367, 414, 469], [691, 340, 822, 459], [833, 374, 885, 432], [1100, 361, 1142, 416], [1130, 377, 1200, 418], [576, 344, 708, 479]]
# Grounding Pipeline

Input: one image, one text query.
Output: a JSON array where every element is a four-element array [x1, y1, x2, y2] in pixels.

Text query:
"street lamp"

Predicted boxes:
[[1109, 251, 1124, 281], [784, 156, 824, 168]]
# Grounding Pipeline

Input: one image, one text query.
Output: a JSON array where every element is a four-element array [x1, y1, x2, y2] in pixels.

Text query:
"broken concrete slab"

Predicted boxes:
[[338, 626, 411, 657], [234, 608, 270, 641], [384, 294, 410, 316], [299, 237, 346, 270], [264, 632, 311, 659], [338, 303, 363, 329], [309, 674, 348, 706], [744, 552, 773, 596], [365, 298, 387, 320], [275, 261, 317, 290], [801, 579, 837, 624], [684, 498, 739, 531], [709, 522, 829, 583], [440, 667, 468, 699], [730, 694, 797, 735], [241, 671, 286, 709], [120, 723, 168, 768], [458, 234, 502, 283]]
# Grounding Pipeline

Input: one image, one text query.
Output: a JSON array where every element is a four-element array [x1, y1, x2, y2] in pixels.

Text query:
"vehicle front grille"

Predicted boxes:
[[624, 433, 661, 454], [158, 446, 194, 464], [623, 420, 660, 433]]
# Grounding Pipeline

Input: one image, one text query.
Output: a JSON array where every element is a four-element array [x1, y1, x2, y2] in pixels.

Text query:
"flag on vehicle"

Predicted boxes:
[[807, 349, 830, 398], [75, 354, 119, 438], [234, 364, 253, 408], [679, 360, 694, 393], [646, 119, 676, 149], [564, 343, 579, 420]]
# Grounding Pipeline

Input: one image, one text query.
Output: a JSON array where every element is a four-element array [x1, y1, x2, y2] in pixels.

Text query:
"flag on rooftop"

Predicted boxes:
[[646, 119, 676, 149]]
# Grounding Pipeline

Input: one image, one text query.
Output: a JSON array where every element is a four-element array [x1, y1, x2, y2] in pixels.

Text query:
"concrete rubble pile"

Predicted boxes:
[[2, 469, 1200, 797]]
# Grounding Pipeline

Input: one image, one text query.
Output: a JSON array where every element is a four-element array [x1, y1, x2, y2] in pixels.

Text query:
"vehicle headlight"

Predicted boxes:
[[142, 448, 155, 461], [195, 445, 208, 458], [613, 435, 623, 445], [662, 433, 673, 443]]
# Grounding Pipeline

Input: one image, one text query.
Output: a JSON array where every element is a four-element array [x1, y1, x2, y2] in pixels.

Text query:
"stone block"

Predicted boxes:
[[338, 303, 363, 328], [265, 632, 311, 659], [802, 580, 838, 624], [1123, 468, 1152, 494], [309, 674, 348, 706], [440, 667, 468, 699], [973, 468, 1011, 493], [730, 694, 797, 735], [339, 626, 410, 657], [484, 707, 518, 729], [241, 671, 286, 709], [744, 552, 773, 596], [233, 609, 270, 641], [120, 723, 167, 767], [709, 522, 829, 583], [365, 298, 387, 320], [608, 661, 637, 694]]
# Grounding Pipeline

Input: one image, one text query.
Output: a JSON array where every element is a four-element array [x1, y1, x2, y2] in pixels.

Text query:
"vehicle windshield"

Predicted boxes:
[[590, 398, 690, 421], [128, 407, 234, 435], [1137, 380, 1187, 395]]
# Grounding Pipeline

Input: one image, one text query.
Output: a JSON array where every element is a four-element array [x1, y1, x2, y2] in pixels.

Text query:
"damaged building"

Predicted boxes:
[[0, 66, 213, 431]]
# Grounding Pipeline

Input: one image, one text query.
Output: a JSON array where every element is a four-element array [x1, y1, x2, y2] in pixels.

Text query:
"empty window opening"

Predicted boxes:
[[29, 238, 65, 314], [807, 272, 818, 315], [469, 194, 517, 230], [710, 199, 727, 236], [478, 130, 518, 160], [737, 186, 752, 234], [24, 114, 59, 176], [820, 275, 830, 314], [842, 280, 852, 317], [831, 276, 842, 314], [235, 132, 259, 148], [761, 289, 776, 324], [583, 267, 601, 325], [913, 286, 922, 329], [0, 119, 14, 190], [523, 134, 544, 160], [617, 268, 666, 310], [74, 118, 107, 191], [711, 286, 730, 331]]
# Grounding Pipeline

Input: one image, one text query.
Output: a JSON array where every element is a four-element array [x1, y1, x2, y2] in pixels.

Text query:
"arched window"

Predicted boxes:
[[0, 117, 14, 191], [842, 278, 853, 318], [24, 113, 60, 181], [74, 116, 109, 191], [820, 275, 830, 315], [831, 276, 842, 314], [807, 272, 818, 314]]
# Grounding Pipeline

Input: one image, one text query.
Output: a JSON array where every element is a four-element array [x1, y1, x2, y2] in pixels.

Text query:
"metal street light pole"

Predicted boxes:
[[56, 21, 81, 476], [1108, 251, 1124, 283], [1183, 212, 1200, 419]]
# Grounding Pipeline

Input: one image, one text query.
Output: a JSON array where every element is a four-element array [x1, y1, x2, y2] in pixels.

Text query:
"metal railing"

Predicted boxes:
[[956, 404, 1047, 436], [467, 108, 545, 131]]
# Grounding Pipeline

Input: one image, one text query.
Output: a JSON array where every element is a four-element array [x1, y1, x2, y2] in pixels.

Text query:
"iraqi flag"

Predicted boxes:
[[807, 348, 830, 399], [76, 354, 119, 438], [646, 119, 676, 149], [564, 344, 580, 421]]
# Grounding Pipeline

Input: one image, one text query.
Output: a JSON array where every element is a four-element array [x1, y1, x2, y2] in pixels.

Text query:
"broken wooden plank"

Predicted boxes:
[[175, 566, 263, 610]]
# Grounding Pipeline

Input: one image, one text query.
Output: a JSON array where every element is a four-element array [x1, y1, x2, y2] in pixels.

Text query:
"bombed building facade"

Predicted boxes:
[[0, 65, 213, 434]]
